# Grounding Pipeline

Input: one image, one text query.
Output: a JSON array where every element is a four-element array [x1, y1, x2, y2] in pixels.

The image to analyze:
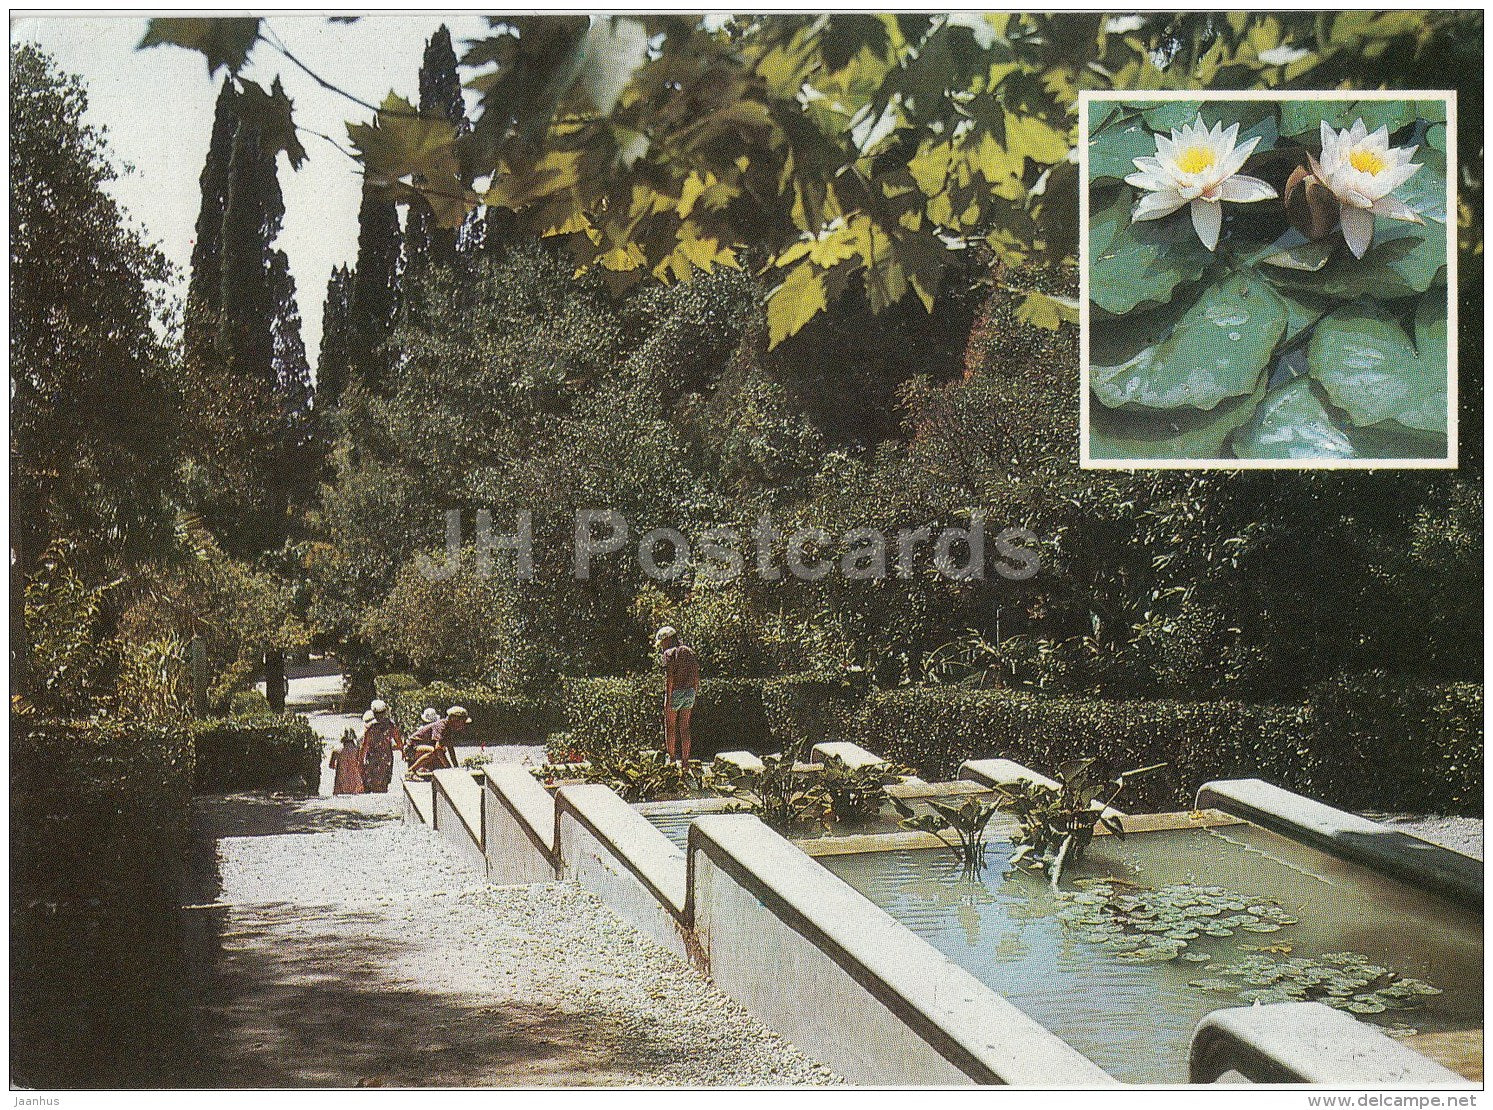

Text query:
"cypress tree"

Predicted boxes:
[[348, 182, 401, 394], [316, 264, 353, 408], [184, 78, 238, 370], [404, 25, 469, 272]]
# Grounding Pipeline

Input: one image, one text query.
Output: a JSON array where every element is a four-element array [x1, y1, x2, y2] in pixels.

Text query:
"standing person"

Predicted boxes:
[[359, 699, 401, 793], [405, 706, 469, 777], [654, 626, 699, 765], [329, 728, 364, 795]]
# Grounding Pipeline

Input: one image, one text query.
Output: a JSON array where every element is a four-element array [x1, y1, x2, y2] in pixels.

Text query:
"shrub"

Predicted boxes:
[[760, 671, 866, 755], [189, 714, 321, 794], [374, 672, 421, 703], [11, 717, 196, 1086], [563, 675, 773, 760], [228, 688, 273, 717], [847, 687, 1313, 812], [386, 681, 561, 748], [1303, 674, 1482, 815]]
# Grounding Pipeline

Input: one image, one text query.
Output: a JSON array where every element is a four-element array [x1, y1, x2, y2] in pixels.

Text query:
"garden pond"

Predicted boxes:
[[819, 821, 1481, 1083]]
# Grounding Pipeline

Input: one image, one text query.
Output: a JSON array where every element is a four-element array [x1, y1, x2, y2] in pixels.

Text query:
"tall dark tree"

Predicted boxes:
[[347, 182, 401, 394], [184, 77, 238, 369], [316, 264, 353, 408], [403, 25, 468, 273], [184, 100, 313, 709]]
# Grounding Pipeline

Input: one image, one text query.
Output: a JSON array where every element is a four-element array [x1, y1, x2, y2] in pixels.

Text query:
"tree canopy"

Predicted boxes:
[[139, 12, 1480, 346]]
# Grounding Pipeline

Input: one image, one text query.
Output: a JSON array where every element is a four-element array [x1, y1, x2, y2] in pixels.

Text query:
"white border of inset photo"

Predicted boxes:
[[1078, 89, 1457, 470]]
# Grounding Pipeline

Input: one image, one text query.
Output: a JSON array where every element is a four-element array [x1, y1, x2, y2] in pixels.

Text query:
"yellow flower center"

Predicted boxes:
[[1175, 146, 1216, 175], [1349, 147, 1386, 175]]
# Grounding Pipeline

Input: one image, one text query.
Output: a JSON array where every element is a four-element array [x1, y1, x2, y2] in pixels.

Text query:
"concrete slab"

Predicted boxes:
[[1191, 1002, 1472, 1085], [811, 741, 886, 769], [402, 780, 434, 826], [1196, 779, 1482, 909], [688, 813, 1117, 1087]]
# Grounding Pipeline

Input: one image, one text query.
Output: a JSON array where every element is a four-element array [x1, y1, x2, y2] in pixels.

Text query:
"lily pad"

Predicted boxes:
[[1088, 189, 1212, 316], [1088, 119, 1159, 182], [1088, 379, 1266, 461], [1308, 298, 1447, 435], [1231, 378, 1358, 460], [1091, 272, 1286, 412]]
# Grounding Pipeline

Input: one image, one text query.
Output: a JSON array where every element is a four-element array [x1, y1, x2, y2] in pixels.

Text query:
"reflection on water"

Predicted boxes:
[[821, 825, 1482, 1084]]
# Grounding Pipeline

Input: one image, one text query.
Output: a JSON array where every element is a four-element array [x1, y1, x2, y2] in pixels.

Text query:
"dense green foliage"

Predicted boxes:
[[849, 681, 1481, 815], [10, 45, 180, 578], [11, 718, 196, 1086], [381, 680, 560, 748], [189, 713, 321, 792]]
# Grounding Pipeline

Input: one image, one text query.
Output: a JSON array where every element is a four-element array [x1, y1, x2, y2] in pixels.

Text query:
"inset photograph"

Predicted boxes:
[[1081, 93, 1455, 468]]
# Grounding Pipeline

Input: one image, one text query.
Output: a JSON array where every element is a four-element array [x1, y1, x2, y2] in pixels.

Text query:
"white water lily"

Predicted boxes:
[[1310, 119, 1423, 259], [1125, 116, 1277, 251]]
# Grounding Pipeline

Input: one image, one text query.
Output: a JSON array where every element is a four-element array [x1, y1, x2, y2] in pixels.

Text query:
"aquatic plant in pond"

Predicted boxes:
[[1191, 951, 1442, 1016], [1055, 880, 1298, 963], [995, 758, 1164, 885], [892, 794, 1003, 877]]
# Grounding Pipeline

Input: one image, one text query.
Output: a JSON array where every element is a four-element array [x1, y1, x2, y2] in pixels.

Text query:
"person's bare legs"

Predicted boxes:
[[407, 745, 439, 775], [663, 706, 678, 761], [677, 707, 692, 765]]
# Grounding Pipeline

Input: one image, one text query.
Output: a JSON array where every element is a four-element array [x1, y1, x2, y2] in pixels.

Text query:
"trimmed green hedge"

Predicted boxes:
[[560, 673, 858, 760], [1303, 673, 1482, 816], [384, 680, 561, 747], [846, 680, 1482, 815], [191, 714, 321, 793], [847, 687, 1314, 811], [12, 717, 197, 1085]]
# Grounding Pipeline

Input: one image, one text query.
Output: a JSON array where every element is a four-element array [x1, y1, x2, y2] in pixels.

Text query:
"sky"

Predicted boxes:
[[11, 14, 493, 377]]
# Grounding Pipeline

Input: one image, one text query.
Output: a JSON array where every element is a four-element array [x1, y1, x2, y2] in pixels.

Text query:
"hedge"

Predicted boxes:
[[846, 687, 1315, 812], [190, 714, 322, 794], [560, 673, 855, 760], [1302, 673, 1482, 816], [11, 717, 197, 1085], [381, 679, 562, 747], [846, 679, 1482, 815]]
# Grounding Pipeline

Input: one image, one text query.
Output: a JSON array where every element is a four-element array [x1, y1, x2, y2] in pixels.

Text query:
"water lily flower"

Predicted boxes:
[[1126, 116, 1277, 250], [1310, 119, 1423, 259]]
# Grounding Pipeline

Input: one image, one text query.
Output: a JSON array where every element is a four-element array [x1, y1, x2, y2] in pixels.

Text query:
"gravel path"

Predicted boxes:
[[185, 672, 840, 1088]]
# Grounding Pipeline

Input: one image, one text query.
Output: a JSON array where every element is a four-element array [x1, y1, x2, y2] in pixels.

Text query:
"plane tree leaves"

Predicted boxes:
[[236, 78, 306, 170], [138, 18, 261, 76], [141, 13, 1472, 346], [349, 93, 475, 228]]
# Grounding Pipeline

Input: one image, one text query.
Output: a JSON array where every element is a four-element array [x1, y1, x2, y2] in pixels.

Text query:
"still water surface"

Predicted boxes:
[[820, 825, 1481, 1083]]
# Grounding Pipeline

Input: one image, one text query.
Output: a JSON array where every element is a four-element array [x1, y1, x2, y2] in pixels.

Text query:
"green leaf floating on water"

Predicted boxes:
[[1308, 292, 1448, 435], [1232, 379, 1358, 460], [1091, 272, 1287, 412], [1089, 190, 1211, 316], [1091, 380, 1266, 461], [1088, 118, 1157, 182], [1277, 99, 1420, 137]]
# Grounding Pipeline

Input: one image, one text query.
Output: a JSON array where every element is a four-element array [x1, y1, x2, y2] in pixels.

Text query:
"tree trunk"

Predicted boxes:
[[264, 648, 286, 712], [344, 664, 376, 714]]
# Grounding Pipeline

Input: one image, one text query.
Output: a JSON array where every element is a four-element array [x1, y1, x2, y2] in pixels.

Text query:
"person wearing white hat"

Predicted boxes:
[[405, 705, 470, 778], [359, 698, 401, 793]]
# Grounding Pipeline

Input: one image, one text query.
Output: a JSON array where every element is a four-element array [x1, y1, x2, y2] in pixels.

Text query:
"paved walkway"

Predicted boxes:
[[184, 672, 838, 1088]]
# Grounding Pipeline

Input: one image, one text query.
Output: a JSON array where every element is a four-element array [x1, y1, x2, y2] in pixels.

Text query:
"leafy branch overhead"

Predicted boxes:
[[141, 13, 1468, 346]]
